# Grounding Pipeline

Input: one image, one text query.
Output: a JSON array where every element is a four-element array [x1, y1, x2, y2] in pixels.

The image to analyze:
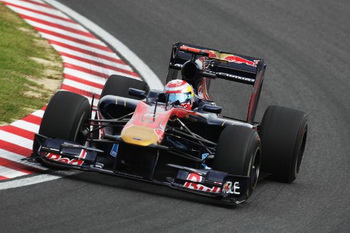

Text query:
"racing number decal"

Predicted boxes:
[[222, 181, 241, 196], [183, 173, 221, 193]]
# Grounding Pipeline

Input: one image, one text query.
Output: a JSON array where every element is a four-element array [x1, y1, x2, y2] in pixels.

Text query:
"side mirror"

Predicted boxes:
[[129, 88, 146, 99], [203, 104, 222, 114]]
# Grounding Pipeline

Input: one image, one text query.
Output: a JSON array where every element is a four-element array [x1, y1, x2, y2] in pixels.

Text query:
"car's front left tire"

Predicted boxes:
[[259, 105, 308, 183], [213, 125, 261, 198]]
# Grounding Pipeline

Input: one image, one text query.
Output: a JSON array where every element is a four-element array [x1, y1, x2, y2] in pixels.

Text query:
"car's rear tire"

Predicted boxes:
[[36, 91, 90, 168], [98, 75, 149, 121], [259, 105, 308, 183], [213, 126, 261, 197], [100, 75, 149, 99]]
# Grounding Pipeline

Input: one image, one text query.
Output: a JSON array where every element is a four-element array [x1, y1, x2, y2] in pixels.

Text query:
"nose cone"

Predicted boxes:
[[121, 125, 159, 146]]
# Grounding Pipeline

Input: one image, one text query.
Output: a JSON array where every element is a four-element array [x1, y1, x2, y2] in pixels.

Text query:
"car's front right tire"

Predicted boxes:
[[35, 91, 90, 168]]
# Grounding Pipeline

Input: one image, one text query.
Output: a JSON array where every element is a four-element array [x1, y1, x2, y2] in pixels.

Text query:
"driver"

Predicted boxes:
[[164, 79, 195, 110]]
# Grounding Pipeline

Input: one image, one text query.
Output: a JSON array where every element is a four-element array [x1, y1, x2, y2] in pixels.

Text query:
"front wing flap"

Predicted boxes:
[[167, 164, 250, 203], [33, 134, 100, 168]]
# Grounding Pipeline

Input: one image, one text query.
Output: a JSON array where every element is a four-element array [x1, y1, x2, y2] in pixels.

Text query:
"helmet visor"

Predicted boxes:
[[167, 93, 191, 104]]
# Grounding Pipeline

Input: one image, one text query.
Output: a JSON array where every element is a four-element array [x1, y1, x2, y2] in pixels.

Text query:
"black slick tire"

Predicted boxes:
[[259, 105, 308, 183], [100, 75, 149, 99], [213, 125, 261, 197], [37, 91, 90, 167]]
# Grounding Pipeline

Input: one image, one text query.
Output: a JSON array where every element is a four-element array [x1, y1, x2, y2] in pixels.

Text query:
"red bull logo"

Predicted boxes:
[[179, 45, 259, 67], [205, 50, 220, 59], [183, 173, 221, 193], [223, 55, 258, 67]]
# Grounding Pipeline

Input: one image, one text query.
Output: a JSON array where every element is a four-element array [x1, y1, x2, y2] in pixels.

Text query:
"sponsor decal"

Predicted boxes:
[[223, 55, 258, 67], [217, 72, 255, 83], [180, 45, 258, 68], [201, 153, 210, 169], [78, 149, 87, 159], [45, 152, 84, 166], [222, 181, 241, 196], [207, 50, 219, 59], [201, 153, 209, 160], [183, 173, 221, 193], [110, 144, 119, 158]]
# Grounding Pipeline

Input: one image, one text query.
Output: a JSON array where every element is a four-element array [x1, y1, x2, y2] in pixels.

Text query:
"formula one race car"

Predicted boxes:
[[31, 42, 308, 204]]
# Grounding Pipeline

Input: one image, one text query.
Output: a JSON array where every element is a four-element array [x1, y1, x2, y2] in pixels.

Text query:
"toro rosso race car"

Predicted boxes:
[[31, 42, 308, 204]]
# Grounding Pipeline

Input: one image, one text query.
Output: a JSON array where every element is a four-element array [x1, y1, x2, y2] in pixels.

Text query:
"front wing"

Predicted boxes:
[[31, 134, 250, 204]]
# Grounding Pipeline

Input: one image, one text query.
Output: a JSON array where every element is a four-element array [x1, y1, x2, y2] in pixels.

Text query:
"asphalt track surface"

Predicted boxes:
[[2, 1, 350, 232]]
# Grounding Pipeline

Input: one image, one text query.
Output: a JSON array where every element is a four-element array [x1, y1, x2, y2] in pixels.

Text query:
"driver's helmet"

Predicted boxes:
[[164, 79, 195, 110]]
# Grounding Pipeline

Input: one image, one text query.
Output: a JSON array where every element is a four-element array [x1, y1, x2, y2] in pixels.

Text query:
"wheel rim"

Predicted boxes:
[[74, 111, 89, 144], [250, 148, 261, 190], [295, 130, 307, 175]]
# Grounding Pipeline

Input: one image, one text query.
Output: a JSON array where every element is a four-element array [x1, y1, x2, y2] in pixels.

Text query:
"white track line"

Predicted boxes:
[[5, 5, 80, 29], [0, 149, 46, 170], [11, 120, 40, 133], [64, 68, 107, 85], [62, 79, 102, 94], [26, 20, 105, 45], [1, 0, 70, 18], [31, 109, 45, 118], [54, 45, 126, 69], [38, 32, 116, 56], [0, 131, 33, 150], [61, 56, 133, 73], [0, 170, 79, 190], [0, 166, 28, 179]]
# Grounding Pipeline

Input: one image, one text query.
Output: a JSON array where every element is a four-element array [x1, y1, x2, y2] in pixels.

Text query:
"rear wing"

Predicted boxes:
[[167, 42, 267, 123], [168, 42, 265, 85]]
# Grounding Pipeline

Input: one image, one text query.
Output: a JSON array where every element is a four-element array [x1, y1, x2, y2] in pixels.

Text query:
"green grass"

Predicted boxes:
[[0, 3, 63, 125]]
